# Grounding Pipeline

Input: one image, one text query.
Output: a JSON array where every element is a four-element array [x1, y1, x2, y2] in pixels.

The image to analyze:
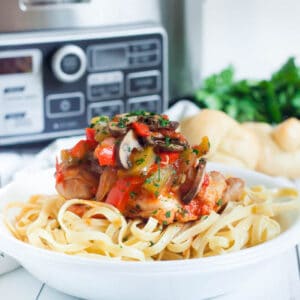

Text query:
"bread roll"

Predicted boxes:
[[272, 118, 300, 152], [243, 121, 300, 178], [181, 109, 300, 178], [180, 109, 260, 169]]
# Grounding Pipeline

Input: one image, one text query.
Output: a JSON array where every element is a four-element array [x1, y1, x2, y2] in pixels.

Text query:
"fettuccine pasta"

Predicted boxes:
[[4, 186, 299, 261]]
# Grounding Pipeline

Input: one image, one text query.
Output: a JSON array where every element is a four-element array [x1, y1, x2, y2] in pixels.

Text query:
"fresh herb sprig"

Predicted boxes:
[[194, 57, 300, 123]]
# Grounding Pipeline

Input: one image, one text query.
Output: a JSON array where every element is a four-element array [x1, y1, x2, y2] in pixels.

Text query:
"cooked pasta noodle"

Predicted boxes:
[[3, 186, 300, 261]]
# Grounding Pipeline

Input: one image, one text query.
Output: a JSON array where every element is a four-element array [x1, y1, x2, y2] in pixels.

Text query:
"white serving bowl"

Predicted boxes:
[[0, 163, 299, 300]]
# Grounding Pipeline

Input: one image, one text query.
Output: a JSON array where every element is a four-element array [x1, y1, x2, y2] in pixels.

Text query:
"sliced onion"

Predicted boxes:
[[96, 167, 118, 201]]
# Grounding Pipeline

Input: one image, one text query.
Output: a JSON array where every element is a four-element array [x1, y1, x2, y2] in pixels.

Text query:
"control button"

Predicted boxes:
[[59, 99, 72, 112], [129, 40, 159, 53], [87, 72, 124, 101], [46, 93, 84, 119], [129, 53, 159, 67], [52, 45, 87, 83], [90, 83, 121, 99], [127, 71, 161, 96], [88, 100, 124, 121], [127, 95, 161, 113], [61, 54, 81, 75]]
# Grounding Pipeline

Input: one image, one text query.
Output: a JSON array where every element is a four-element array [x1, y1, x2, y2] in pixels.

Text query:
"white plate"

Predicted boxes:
[[0, 163, 299, 300]]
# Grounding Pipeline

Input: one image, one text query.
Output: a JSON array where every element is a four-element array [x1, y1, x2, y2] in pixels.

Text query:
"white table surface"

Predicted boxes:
[[0, 248, 299, 300]]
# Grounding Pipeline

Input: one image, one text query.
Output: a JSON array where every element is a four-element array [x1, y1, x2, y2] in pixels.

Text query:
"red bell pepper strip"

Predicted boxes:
[[105, 177, 143, 212], [94, 138, 116, 166], [159, 152, 180, 166], [85, 128, 98, 148], [55, 157, 64, 184], [70, 140, 90, 160], [131, 122, 151, 137]]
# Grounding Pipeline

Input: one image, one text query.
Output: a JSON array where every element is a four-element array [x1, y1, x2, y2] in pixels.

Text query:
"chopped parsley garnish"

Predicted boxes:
[[162, 221, 168, 226], [155, 155, 161, 164], [217, 199, 223, 206], [135, 158, 145, 165], [165, 136, 171, 146], [130, 191, 137, 199], [157, 165, 161, 181], [145, 177, 152, 184], [99, 116, 109, 122], [126, 110, 147, 116], [152, 210, 158, 215], [159, 117, 170, 127], [193, 148, 199, 155], [165, 211, 171, 218], [117, 117, 129, 128], [90, 116, 109, 127], [149, 241, 154, 246], [154, 191, 159, 197]]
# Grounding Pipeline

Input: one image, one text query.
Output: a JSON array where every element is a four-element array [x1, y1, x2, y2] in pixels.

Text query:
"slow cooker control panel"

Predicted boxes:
[[0, 26, 167, 145]]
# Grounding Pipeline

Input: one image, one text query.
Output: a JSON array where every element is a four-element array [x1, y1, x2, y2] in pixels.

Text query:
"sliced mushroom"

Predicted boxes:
[[108, 122, 127, 137], [118, 129, 142, 169], [155, 141, 185, 152], [108, 115, 140, 137], [138, 115, 179, 131], [181, 159, 207, 204]]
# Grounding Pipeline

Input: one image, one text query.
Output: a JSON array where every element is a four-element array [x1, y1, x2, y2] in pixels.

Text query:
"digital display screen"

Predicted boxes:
[[0, 56, 33, 75], [93, 47, 126, 70]]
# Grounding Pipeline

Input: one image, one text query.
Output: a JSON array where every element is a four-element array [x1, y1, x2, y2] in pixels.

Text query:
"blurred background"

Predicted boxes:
[[2, 0, 300, 147], [1, 0, 300, 156]]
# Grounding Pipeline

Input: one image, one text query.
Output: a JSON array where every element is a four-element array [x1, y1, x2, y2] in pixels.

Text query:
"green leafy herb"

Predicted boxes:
[[135, 158, 145, 165], [117, 117, 129, 128], [159, 117, 170, 127], [165, 136, 171, 146], [145, 178, 152, 184], [193, 148, 199, 155], [217, 199, 223, 206], [155, 155, 161, 164], [165, 211, 171, 218], [130, 191, 137, 199], [194, 57, 300, 123], [162, 220, 168, 226]]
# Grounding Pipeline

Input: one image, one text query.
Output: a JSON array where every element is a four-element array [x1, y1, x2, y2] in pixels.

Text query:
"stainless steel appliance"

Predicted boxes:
[[160, 0, 203, 99], [0, 0, 167, 145]]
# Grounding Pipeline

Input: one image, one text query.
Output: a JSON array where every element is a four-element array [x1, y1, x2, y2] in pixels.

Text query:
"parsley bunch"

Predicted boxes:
[[194, 57, 300, 123]]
